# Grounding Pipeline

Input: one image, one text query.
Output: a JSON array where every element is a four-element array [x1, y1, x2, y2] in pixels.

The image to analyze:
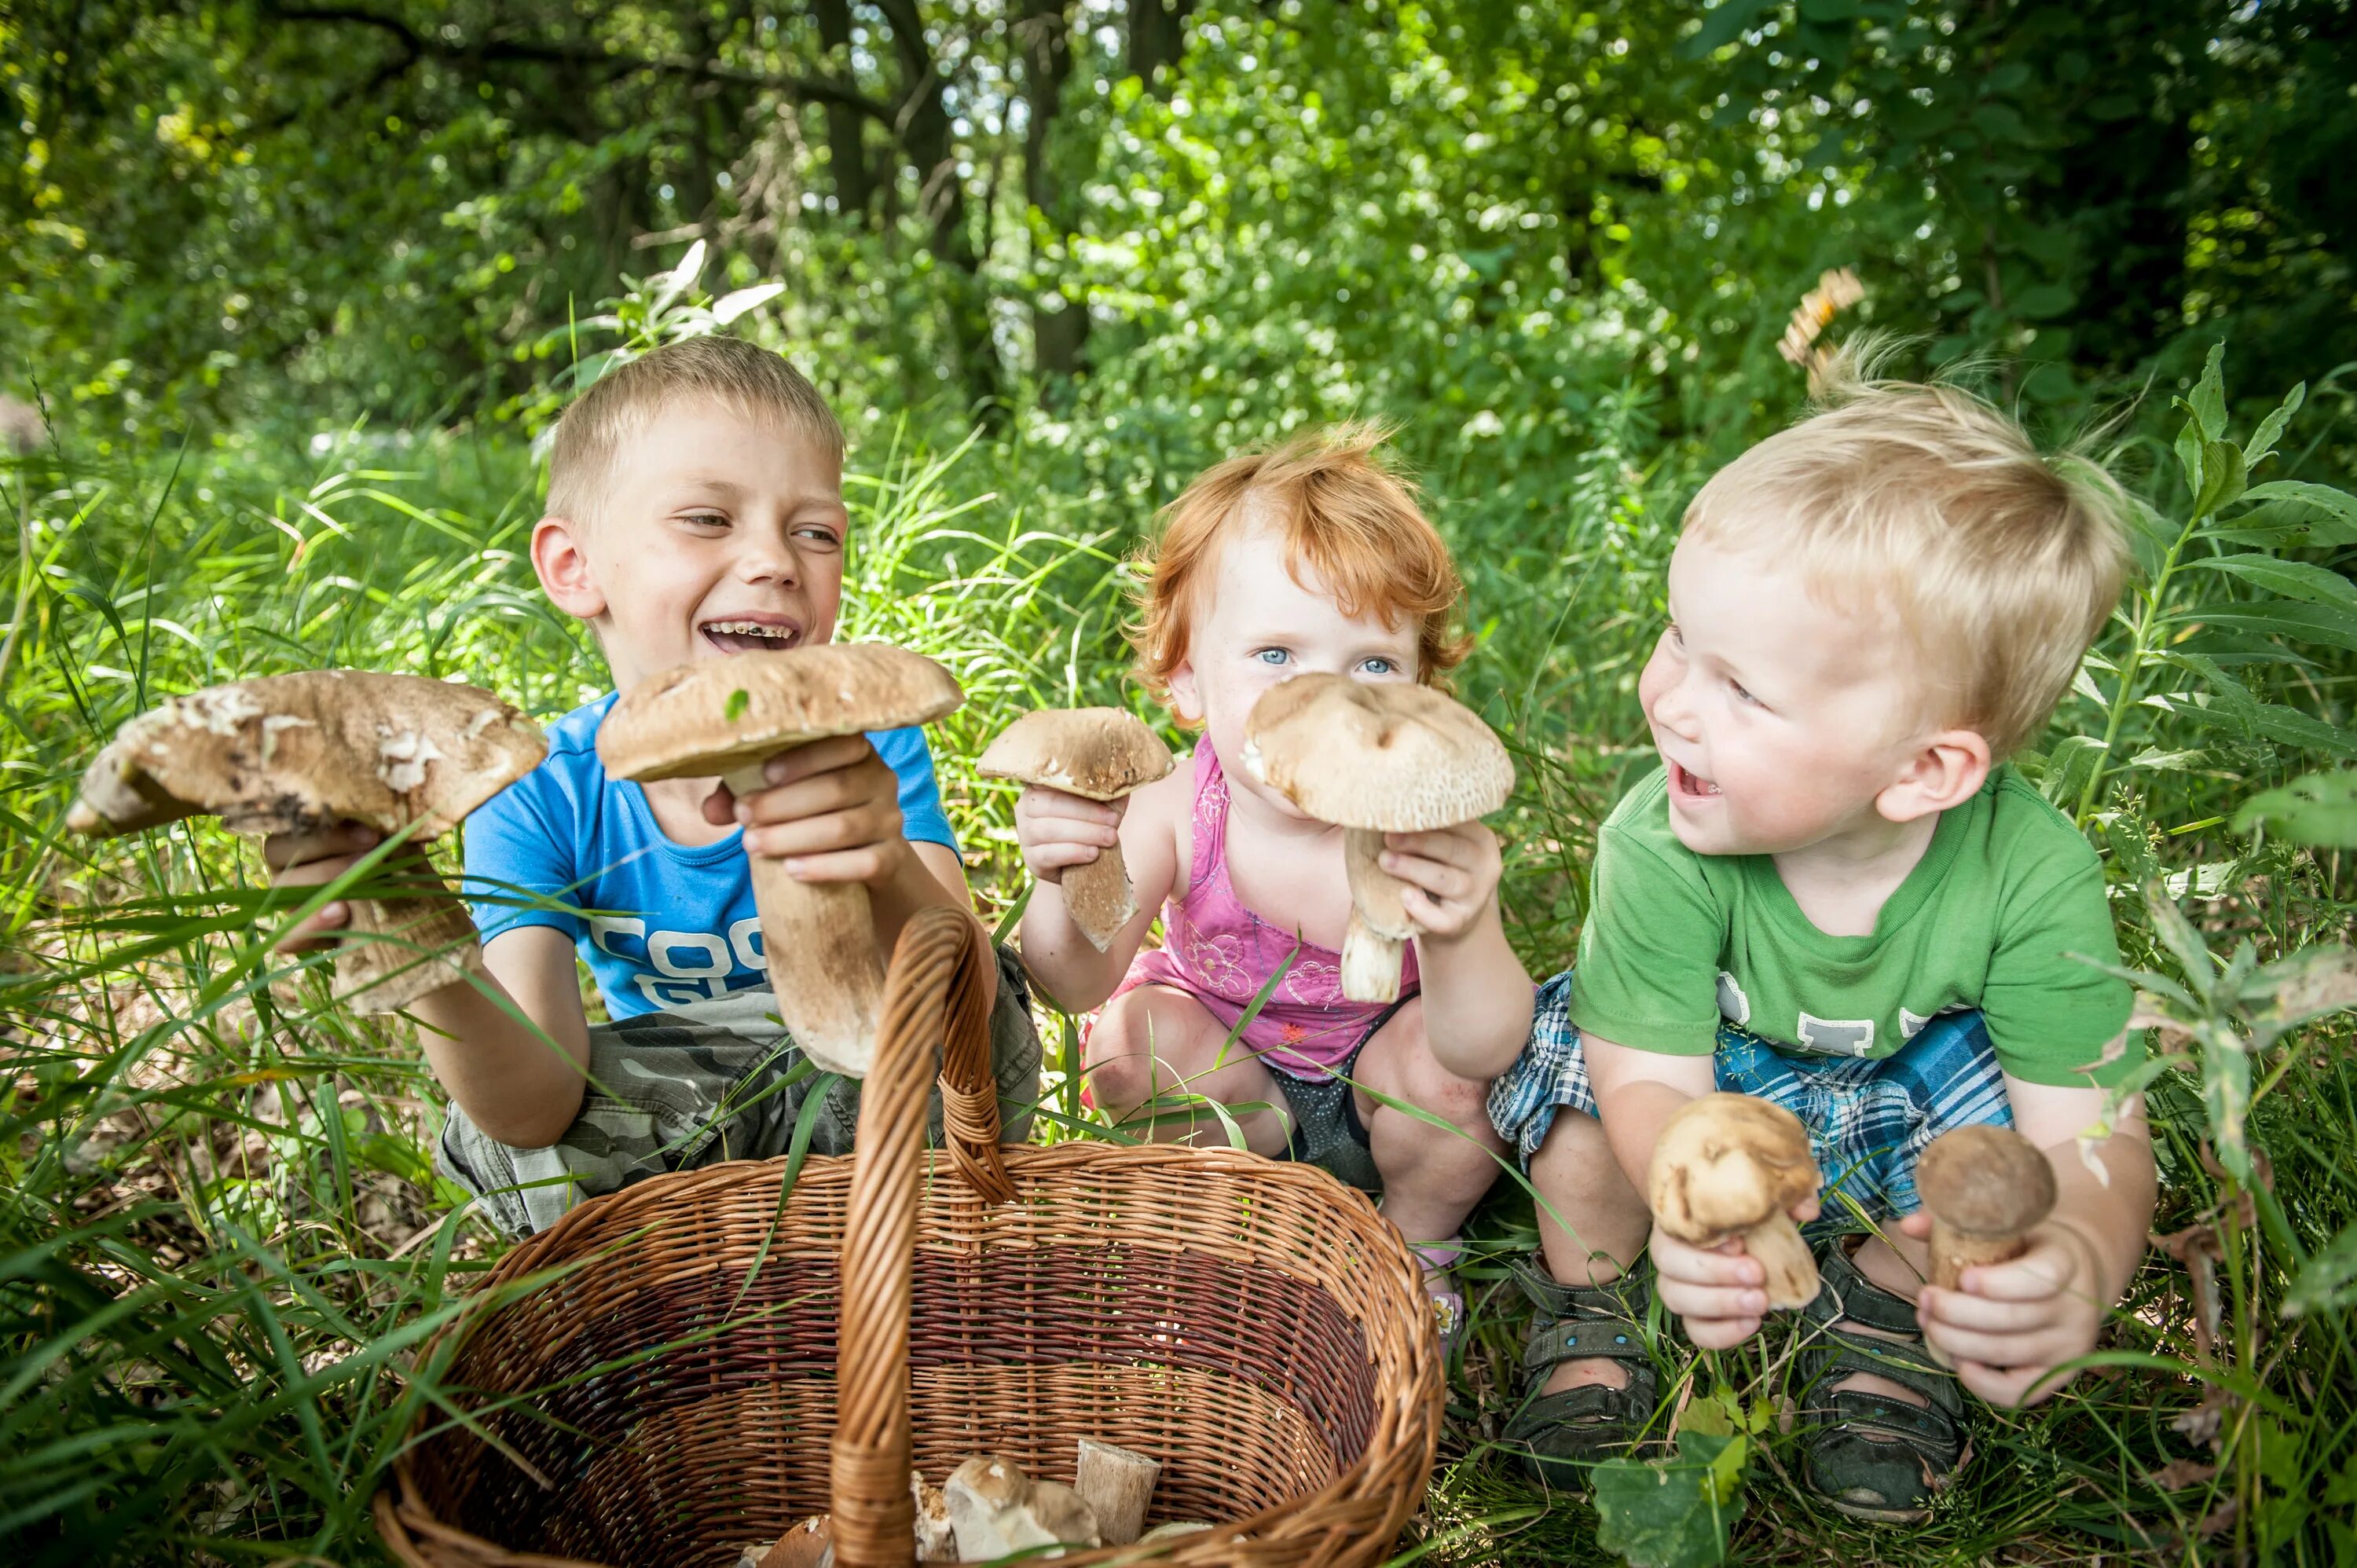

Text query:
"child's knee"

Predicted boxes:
[[1080, 991, 1160, 1108]]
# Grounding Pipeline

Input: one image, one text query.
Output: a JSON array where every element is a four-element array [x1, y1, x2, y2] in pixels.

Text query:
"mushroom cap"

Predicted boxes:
[[66, 671, 544, 841], [1916, 1124, 2056, 1236], [976, 708, 1173, 800], [1647, 1092, 1821, 1244], [944, 1453, 1032, 1513], [596, 643, 962, 782], [1239, 673, 1515, 832]]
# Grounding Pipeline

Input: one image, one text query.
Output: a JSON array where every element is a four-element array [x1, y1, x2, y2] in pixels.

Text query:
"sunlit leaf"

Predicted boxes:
[[2234, 771, 2357, 847]]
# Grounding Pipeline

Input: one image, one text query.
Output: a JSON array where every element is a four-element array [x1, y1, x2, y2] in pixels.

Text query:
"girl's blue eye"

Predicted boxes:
[[1362, 657, 1397, 676], [1732, 680, 1761, 707], [1255, 648, 1290, 665]]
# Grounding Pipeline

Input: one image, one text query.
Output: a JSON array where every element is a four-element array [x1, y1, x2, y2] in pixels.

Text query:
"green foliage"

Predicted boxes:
[[5, 1, 2357, 1560], [2235, 770, 2357, 848], [1591, 1390, 1769, 1568]]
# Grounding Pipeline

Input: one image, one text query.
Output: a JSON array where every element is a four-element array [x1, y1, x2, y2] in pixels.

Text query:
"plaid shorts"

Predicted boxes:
[[1486, 969, 2013, 1225]]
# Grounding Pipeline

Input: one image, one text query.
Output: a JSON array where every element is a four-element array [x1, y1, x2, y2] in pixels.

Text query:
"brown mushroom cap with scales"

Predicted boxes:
[[66, 670, 545, 1012], [596, 643, 964, 1078], [1648, 1092, 1824, 1309], [1241, 673, 1515, 1002], [977, 709, 1173, 952]]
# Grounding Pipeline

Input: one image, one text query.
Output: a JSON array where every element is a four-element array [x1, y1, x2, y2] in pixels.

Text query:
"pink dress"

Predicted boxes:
[[1108, 740, 1419, 1082]]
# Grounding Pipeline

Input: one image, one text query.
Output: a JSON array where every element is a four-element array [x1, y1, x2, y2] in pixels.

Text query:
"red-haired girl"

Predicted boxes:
[[1011, 426, 1534, 1343]]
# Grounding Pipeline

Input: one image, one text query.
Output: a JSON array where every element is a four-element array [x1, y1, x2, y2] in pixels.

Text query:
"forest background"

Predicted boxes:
[[5, 1, 2357, 1563]]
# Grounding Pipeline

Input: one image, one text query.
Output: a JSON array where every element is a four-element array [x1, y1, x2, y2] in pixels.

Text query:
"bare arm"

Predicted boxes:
[[1585, 1034, 1717, 1192], [1591, 1035, 1826, 1347], [1013, 767, 1185, 1010], [406, 926, 594, 1147], [1384, 822, 1534, 1079]]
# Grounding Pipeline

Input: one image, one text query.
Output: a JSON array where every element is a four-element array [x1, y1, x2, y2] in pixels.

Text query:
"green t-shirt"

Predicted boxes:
[[1567, 765, 2138, 1088]]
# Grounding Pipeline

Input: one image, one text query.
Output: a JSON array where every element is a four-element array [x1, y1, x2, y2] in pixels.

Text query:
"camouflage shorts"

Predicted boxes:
[[438, 945, 1042, 1236]]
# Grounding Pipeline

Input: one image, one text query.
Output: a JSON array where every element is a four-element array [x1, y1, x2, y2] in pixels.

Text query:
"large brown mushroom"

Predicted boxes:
[[1240, 673, 1516, 1003], [943, 1454, 1102, 1560], [65, 671, 544, 1012], [1648, 1093, 1824, 1309], [977, 708, 1173, 951], [596, 643, 962, 1077], [1916, 1124, 2056, 1291]]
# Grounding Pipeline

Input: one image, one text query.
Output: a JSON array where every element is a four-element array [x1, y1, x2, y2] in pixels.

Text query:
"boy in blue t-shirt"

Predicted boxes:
[[262, 336, 1039, 1233]]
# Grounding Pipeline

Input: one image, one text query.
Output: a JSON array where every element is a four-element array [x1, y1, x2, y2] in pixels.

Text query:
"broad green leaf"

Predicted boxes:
[[2239, 947, 2357, 1064], [2178, 601, 2357, 656], [2234, 770, 2357, 847], [2244, 382, 2305, 469], [2224, 482, 2357, 546], [2011, 281, 2075, 320], [2203, 1034, 2253, 1187], [2184, 555, 2357, 615], [1594, 1430, 1747, 1568], [2187, 341, 2228, 441], [2180, 692, 2357, 760], [2191, 438, 2245, 518], [2286, 1218, 2357, 1317], [2143, 885, 2216, 1005]]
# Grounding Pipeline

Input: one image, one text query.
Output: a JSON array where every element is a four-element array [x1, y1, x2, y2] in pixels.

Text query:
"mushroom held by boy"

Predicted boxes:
[[977, 707, 1173, 951], [66, 670, 546, 1011], [1241, 672, 1516, 1003], [596, 640, 964, 1078], [1648, 1092, 1824, 1310]]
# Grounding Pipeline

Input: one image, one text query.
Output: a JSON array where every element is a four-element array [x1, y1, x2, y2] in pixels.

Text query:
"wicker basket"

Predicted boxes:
[[376, 906, 1444, 1566]]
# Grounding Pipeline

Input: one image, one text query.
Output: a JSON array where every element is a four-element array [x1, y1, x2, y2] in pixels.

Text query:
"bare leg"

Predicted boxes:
[[1084, 986, 1291, 1157], [1528, 1108, 1653, 1394], [1353, 998, 1510, 1250]]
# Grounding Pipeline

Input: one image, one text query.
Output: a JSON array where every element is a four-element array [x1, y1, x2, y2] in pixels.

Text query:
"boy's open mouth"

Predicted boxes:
[[1669, 759, 1723, 800], [699, 618, 802, 656]]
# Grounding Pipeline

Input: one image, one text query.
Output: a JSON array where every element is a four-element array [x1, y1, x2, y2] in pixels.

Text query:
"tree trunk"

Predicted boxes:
[[874, 0, 1004, 416], [812, 0, 877, 223], [1021, 0, 1088, 380], [1127, 0, 1196, 90]]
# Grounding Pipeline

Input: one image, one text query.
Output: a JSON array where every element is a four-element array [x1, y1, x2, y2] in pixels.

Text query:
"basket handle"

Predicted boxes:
[[830, 906, 1014, 1567]]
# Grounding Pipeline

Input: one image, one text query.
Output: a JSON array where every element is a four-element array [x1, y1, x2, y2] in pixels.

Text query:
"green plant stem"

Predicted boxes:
[[2076, 507, 2208, 826]]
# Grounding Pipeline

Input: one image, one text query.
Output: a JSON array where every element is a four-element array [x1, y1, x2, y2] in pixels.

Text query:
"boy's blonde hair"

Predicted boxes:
[[1131, 425, 1472, 708], [1686, 345, 2128, 760], [545, 336, 845, 525]]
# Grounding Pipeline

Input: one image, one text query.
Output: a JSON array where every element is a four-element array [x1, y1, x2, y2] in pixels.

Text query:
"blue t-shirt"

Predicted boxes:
[[462, 691, 960, 1018]]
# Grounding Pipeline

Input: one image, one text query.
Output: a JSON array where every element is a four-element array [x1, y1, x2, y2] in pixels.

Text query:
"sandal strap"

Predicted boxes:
[[1507, 1379, 1655, 1434], [1510, 1255, 1653, 1321], [1795, 1241, 1967, 1431], [1519, 1316, 1652, 1378]]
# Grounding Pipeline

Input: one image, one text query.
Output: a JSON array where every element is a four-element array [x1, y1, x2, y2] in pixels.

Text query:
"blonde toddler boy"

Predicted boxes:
[[1453, 356, 2157, 1520]]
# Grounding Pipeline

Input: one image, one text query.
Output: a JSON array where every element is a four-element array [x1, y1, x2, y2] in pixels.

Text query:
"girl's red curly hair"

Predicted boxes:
[[1130, 423, 1471, 713]]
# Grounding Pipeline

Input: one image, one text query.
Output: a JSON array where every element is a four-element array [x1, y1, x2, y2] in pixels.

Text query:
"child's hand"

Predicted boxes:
[[258, 822, 386, 951], [1010, 783, 1124, 885], [1902, 1212, 2105, 1407], [717, 734, 911, 885], [1649, 1189, 1822, 1347], [1380, 821, 1503, 940]]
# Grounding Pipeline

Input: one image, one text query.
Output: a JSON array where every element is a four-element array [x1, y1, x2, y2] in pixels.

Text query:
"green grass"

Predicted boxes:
[[3, 355, 2354, 1566]]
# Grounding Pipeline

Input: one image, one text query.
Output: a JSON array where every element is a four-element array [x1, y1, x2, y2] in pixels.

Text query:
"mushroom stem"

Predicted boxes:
[[727, 762, 885, 1076], [1741, 1212, 1820, 1309], [332, 856, 486, 1013], [1340, 826, 1415, 1004], [1929, 1221, 2034, 1291], [1075, 1438, 1160, 1545], [1060, 845, 1136, 953]]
